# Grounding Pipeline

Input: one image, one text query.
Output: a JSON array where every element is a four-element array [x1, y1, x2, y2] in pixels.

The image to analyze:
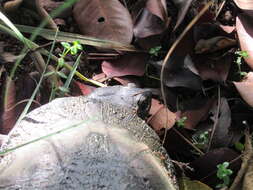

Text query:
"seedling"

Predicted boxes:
[[149, 46, 162, 57], [234, 142, 244, 152], [216, 162, 233, 188], [192, 131, 209, 150], [235, 50, 249, 77], [58, 40, 83, 67], [46, 41, 83, 99], [176, 116, 187, 128]]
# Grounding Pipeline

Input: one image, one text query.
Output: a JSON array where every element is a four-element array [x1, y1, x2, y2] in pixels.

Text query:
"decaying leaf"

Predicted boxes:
[[233, 72, 253, 107], [0, 76, 17, 134], [236, 14, 253, 69], [178, 177, 212, 190], [134, 0, 169, 38], [188, 148, 241, 187], [147, 98, 176, 132], [172, 0, 194, 30], [194, 53, 232, 82], [179, 99, 214, 130], [102, 53, 147, 77], [70, 81, 96, 96], [73, 0, 133, 44], [194, 36, 236, 54], [209, 98, 233, 149]]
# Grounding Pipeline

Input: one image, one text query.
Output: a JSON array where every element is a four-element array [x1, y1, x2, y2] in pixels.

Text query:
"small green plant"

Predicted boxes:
[[176, 116, 187, 128], [235, 50, 249, 77], [216, 162, 233, 188], [234, 142, 245, 152], [58, 41, 83, 67], [46, 41, 83, 99], [149, 46, 162, 57], [192, 131, 209, 150]]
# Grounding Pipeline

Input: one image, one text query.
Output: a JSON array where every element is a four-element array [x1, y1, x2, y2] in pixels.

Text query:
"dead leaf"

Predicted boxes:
[[112, 76, 141, 87], [194, 36, 236, 54], [147, 98, 176, 132], [134, 0, 169, 38], [178, 177, 212, 190], [180, 99, 214, 130], [233, 72, 253, 107], [73, 0, 133, 44], [194, 53, 232, 82], [0, 76, 17, 134], [92, 73, 108, 83], [209, 98, 233, 149], [236, 14, 253, 69], [188, 148, 241, 187], [172, 0, 194, 30], [102, 53, 147, 77], [70, 81, 96, 96]]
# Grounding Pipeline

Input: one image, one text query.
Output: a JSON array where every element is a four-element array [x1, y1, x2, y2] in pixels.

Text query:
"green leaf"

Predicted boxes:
[[56, 71, 68, 79], [70, 46, 78, 55], [235, 142, 245, 152], [73, 40, 83, 50], [43, 71, 55, 77], [61, 42, 71, 49], [149, 46, 162, 57], [176, 116, 187, 128], [58, 57, 65, 67]]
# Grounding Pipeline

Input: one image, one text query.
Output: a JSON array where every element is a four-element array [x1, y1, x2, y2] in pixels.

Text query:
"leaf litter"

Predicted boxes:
[[1, 0, 253, 189]]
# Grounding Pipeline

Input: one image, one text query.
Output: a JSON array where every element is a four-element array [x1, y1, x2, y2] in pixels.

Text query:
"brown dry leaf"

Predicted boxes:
[[194, 36, 236, 54], [209, 98, 233, 149], [147, 99, 176, 132], [134, 0, 169, 38], [172, 0, 194, 30], [70, 81, 96, 96], [112, 76, 141, 87], [180, 99, 214, 130], [102, 53, 147, 77], [178, 177, 212, 190], [73, 0, 133, 44], [236, 14, 253, 69], [188, 148, 241, 187], [233, 72, 253, 107], [0, 76, 17, 134], [194, 53, 232, 82]]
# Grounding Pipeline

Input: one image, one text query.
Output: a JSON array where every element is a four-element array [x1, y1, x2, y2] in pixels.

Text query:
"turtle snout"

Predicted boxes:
[[137, 91, 152, 119]]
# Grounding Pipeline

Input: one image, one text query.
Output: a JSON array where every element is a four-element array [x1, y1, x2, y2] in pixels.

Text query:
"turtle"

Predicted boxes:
[[0, 85, 178, 190]]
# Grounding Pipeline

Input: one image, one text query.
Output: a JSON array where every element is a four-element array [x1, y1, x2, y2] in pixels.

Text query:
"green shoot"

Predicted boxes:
[[234, 142, 244, 152], [49, 40, 83, 99], [176, 116, 187, 128], [192, 131, 209, 150], [58, 40, 83, 68], [149, 46, 162, 57], [235, 50, 249, 77], [216, 162, 233, 188]]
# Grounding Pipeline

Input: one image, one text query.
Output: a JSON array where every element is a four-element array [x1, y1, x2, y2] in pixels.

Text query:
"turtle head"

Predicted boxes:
[[87, 84, 152, 119]]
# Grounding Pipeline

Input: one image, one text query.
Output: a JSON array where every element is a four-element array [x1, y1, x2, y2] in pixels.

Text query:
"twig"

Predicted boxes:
[[229, 129, 253, 190], [160, 2, 213, 145], [172, 128, 205, 156], [215, 0, 226, 20]]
